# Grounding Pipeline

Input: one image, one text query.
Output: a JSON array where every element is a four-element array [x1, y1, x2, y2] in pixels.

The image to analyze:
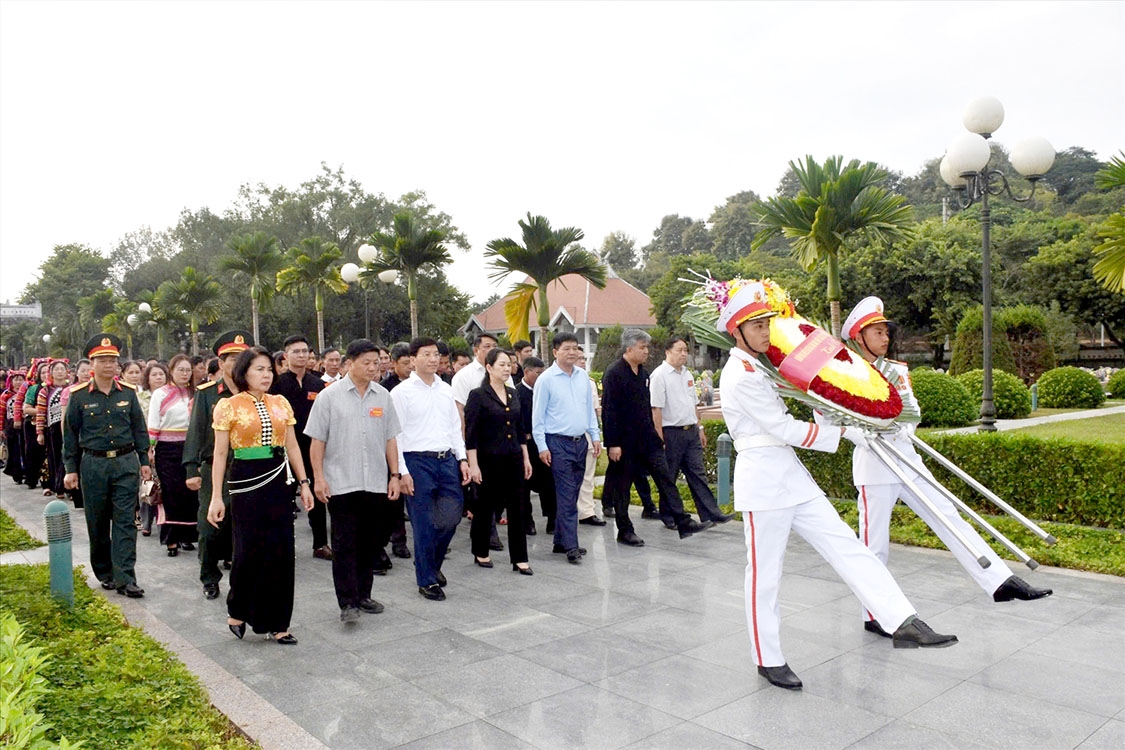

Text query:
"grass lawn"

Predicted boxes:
[[1005, 412, 1125, 444], [594, 482, 1125, 576], [0, 564, 256, 749], [1, 506, 42, 553]]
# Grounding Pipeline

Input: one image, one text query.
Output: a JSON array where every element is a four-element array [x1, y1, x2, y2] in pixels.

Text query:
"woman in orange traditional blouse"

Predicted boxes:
[[208, 346, 313, 645]]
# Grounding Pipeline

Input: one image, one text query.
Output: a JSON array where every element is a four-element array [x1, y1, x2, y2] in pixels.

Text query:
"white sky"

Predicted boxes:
[[1, 0, 1122, 306]]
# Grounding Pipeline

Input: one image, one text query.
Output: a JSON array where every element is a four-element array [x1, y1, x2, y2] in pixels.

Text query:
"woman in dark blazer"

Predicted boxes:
[[465, 349, 533, 574]]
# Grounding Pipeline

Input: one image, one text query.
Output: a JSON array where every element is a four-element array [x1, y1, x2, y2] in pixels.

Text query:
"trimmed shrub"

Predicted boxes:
[[703, 420, 1125, 529], [1002, 304, 1056, 382], [949, 305, 1017, 377], [912, 369, 977, 427], [1036, 366, 1107, 409], [956, 368, 1032, 419], [1107, 369, 1125, 399]]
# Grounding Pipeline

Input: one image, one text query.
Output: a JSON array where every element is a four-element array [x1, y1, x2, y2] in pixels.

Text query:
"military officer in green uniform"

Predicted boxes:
[[183, 330, 250, 600], [63, 334, 151, 598]]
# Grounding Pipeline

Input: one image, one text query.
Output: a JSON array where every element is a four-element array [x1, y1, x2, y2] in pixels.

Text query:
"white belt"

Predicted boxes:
[[733, 435, 786, 451]]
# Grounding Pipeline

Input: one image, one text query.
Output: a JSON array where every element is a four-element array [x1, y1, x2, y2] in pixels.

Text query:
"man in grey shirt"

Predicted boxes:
[[306, 339, 404, 623], [649, 336, 733, 525]]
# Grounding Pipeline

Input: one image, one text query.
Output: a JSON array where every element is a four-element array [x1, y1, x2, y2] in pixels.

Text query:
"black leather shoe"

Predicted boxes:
[[271, 632, 298, 645], [474, 556, 494, 568], [893, 617, 958, 649], [525, 523, 537, 536], [228, 621, 245, 639], [757, 663, 802, 690], [436, 570, 447, 587], [641, 508, 660, 520], [116, 583, 145, 598], [203, 583, 220, 600], [617, 531, 645, 547], [419, 584, 446, 601], [512, 563, 533, 576], [340, 606, 361, 623], [566, 549, 583, 564], [679, 519, 713, 539], [579, 515, 607, 526], [392, 544, 412, 559], [359, 598, 385, 614], [993, 575, 1053, 602], [663, 519, 677, 530], [99, 578, 116, 590], [553, 544, 586, 555], [602, 506, 616, 518], [181, 542, 195, 551], [864, 620, 891, 638], [710, 513, 735, 524], [167, 546, 179, 557], [545, 518, 555, 534]]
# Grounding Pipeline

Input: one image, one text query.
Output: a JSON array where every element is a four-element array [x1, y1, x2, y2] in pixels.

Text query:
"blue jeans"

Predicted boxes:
[[545, 434, 587, 550], [403, 453, 464, 587]]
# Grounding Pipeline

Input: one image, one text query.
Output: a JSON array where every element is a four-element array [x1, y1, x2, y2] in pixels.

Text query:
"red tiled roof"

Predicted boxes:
[[471, 274, 655, 333]]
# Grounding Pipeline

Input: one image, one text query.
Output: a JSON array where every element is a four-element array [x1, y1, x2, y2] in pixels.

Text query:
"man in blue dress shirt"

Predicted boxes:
[[531, 333, 601, 564]]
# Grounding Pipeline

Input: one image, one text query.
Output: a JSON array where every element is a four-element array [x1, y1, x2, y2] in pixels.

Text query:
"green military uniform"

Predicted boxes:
[[62, 334, 149, 594], [182, 329, 251, 597]]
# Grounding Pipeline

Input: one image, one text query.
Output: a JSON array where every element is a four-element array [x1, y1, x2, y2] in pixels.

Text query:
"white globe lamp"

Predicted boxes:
[[946, 132, 992, 177], [340, 262, 360, 283], [1010, 137, 1055, 179], [962, 96, 1005, 136], [358, 244, 379, 264], [378, 269, 399, 285]]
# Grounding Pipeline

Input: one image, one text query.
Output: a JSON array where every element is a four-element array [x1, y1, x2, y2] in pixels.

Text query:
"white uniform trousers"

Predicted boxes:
[[742, 497, 916, 668], [857, 480, 1011, 619], [577, 434, 597, 519]]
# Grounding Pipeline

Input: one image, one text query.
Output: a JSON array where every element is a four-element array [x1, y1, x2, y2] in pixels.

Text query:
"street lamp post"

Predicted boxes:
[[342, 245, 399, 343], [940, 96, 1055, 432]]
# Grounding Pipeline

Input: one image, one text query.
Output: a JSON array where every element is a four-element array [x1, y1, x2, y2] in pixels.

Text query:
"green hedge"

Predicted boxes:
[[1036, 366, 1106, 409], [1106, 369, 1125, 399], [701, 420, 1124, 529], [911, 369, 977, 427], [956, 369, 1033, 419]]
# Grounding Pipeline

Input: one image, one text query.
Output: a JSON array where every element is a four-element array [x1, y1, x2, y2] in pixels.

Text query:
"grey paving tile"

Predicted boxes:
[[310, 606, 444, 649], [684, 628, 854, 678], [288, 682, 474, 749], [595, 653, 759, 720], [621, 720, 763, 749], [695, 687, 893, 750], [534, 588, 670, 628], [1077, 719, 1125, 750], [845, 719, 995, 749], [902, 681, 1106, 750], [516, 627, 678, 683], [629, 571, 749, 624], [969, 650, 1125, 718], [1022, 623, 1125, 673], [394, 719, 535, 750], [410, 653, 581, 717], [956, 587, 1098, 628], [458, 608, 592, 652], [1069, 603, 1125, 636], [487, 684, 680, 750], [891, 566, 983, 605], [236, 719, 328, 750], [777, 571, 855, 610], [800, 649, 962, 717], [240, 657, 400, 715], [369, 627, 506, 680], [602, 606, 744, 652]]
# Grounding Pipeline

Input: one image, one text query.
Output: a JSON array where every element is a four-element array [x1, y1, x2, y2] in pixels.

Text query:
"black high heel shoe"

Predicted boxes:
[[474, 556, 494, 568], [270, 632, 298, 645], [228, 620, 246, 639], [512, 563, 533, 576], [167, 546, 179, 557]]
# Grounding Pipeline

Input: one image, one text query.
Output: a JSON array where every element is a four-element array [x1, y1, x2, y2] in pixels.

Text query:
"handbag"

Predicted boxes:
[[140, 477, 163, 506]]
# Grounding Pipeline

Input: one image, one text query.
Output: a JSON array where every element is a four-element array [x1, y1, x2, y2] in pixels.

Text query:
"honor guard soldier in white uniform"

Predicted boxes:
[[841, 297, 1051, 637], [717, 281, 958, 690]]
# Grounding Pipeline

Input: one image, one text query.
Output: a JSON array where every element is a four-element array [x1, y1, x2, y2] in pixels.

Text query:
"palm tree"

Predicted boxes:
[[1093, 152, 1125, 293], [219, 231, 284, 343], [276, 236, 348, 352], [753, 156, 914, 336], [485, 213, 606, 360], [134, 289, 179, 359], [102, 298, 141, 359], [365, 212, 451, 339], [157, 267, 222, 355]]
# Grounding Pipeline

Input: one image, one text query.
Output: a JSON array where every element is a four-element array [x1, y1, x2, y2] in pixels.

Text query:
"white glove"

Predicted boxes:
[[842, 427, 867, 446]]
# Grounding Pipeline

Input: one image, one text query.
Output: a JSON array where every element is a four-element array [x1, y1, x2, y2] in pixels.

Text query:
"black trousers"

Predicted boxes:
[[526, 450, 556, 521], [3, 420, 24, 482], [662, 426, 725, 522], [197, 461, 232, 586], [327, 491, 388, 609], [22, 418, 44, 489], [296, 440, 328, 549], [470, 452, 527, 563], [45, 422, 65, 494], [603, 441, 690, 534]]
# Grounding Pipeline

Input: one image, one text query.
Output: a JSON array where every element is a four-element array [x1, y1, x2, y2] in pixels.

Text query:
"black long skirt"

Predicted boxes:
[[227, 454, 295, 635], [154, 442, 199, 546]]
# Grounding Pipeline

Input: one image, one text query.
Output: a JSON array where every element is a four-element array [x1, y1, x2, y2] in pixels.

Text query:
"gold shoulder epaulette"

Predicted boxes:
[[69, 382, 88, 393], [118, 381, 138, 390], [196, 380, 218, 391]]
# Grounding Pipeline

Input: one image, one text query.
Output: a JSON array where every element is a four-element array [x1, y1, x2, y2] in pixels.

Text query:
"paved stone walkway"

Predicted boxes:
[[936, 404, 1125, 435], [3, 479, 1124, 750]]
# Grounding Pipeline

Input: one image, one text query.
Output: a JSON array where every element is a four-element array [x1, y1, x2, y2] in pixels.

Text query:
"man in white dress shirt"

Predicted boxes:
[[716, 280, 957, 690], [391, 337, 472, 601]]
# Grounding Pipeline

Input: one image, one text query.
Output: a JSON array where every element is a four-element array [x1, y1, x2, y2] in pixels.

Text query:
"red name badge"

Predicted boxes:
[[307, 392, 317, 401], [778, 328, 844, 392], [369, 407, 383, 418]]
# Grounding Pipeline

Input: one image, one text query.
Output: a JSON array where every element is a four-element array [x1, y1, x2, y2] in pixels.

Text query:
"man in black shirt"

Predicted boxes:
[[377, 340, 413, 562], [269, 334, 331, 560], [380, 342, 413, 392], [516, 357, 554, 535], [602, 329, 711, 546]]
